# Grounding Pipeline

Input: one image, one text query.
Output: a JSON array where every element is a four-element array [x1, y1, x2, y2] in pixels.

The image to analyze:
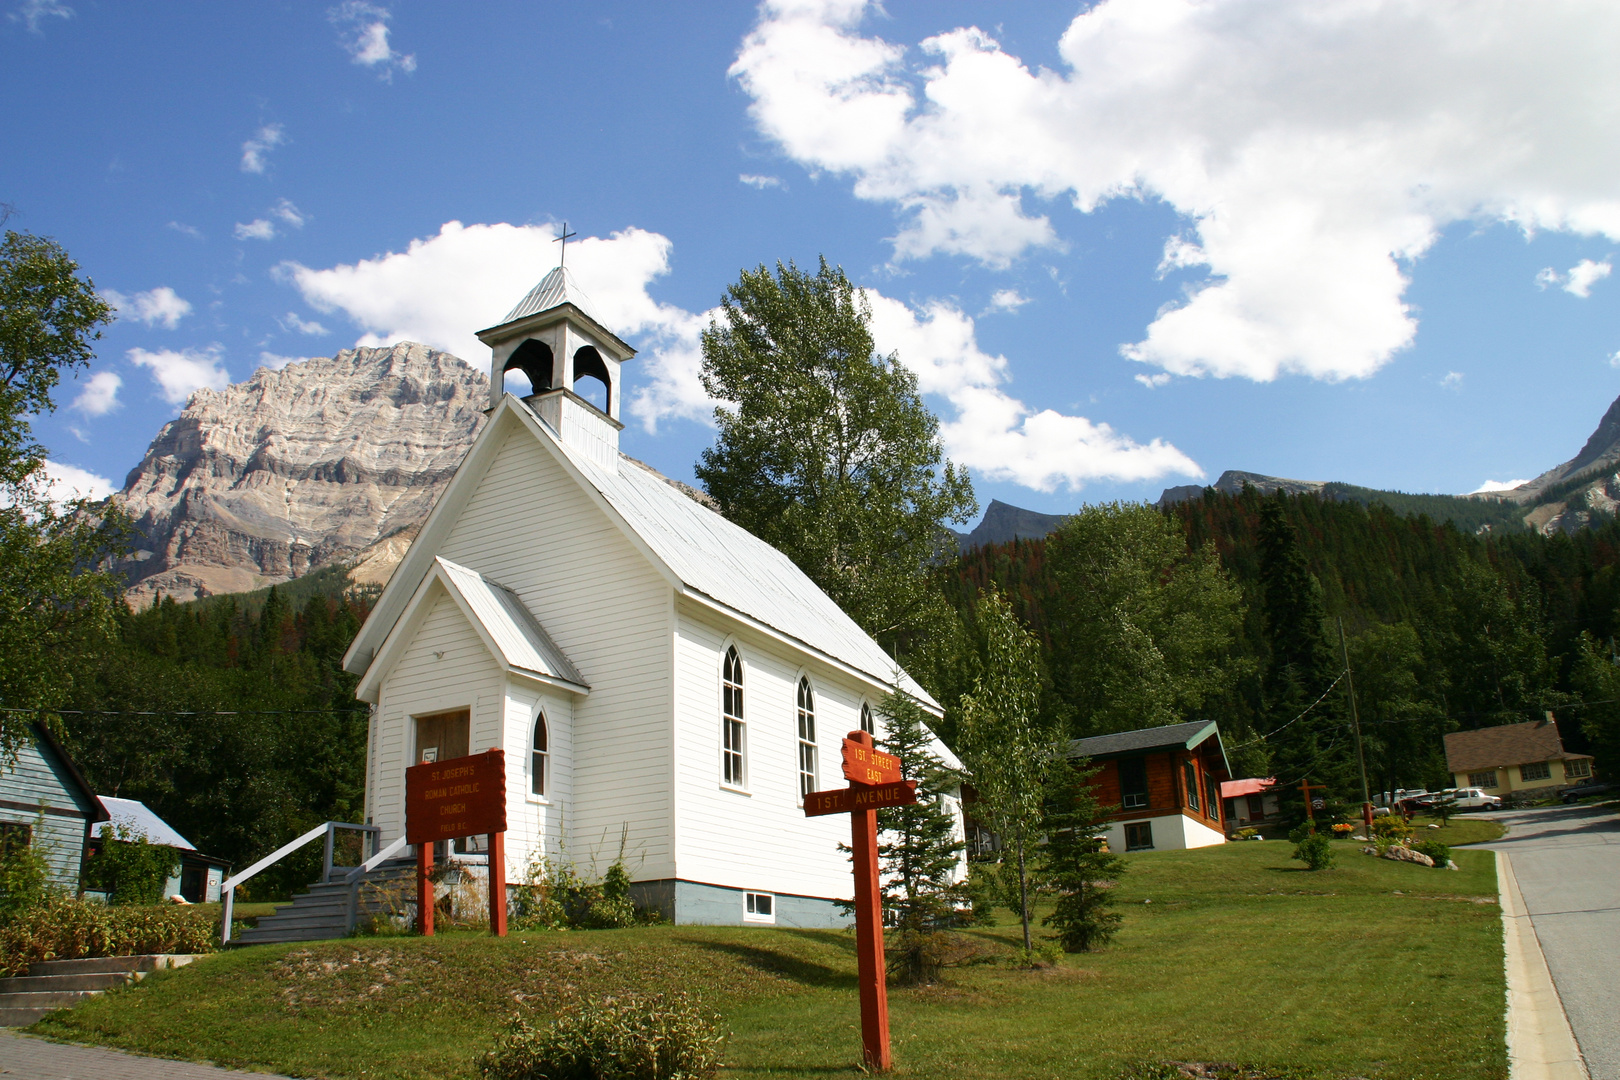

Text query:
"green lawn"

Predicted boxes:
[[1408, 814, 1508, 846], [32, 841, 1505, 1080]]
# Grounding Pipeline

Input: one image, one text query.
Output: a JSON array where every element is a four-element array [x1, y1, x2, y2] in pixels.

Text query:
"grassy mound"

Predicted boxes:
[[32, 841, 1505, 1079]]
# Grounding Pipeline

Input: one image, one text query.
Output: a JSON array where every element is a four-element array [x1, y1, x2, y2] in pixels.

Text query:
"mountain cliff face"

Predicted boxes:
[[1485, 394, 1620, 532], [118, 344, 487, 607]]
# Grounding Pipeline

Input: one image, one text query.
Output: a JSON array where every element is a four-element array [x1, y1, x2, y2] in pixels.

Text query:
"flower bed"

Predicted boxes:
[[0, 897, 216, 976]]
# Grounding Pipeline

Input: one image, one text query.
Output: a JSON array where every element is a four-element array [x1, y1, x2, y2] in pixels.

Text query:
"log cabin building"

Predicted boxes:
[[1071, 720, 1231, 852]]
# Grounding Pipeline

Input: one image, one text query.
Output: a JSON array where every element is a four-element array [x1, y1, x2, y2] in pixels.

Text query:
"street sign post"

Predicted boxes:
[[404, 747, 508, 937], [803, 730, 917, 1072]]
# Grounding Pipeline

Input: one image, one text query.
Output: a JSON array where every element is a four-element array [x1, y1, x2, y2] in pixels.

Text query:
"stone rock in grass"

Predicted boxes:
[[1382, 845, 1435, 867]]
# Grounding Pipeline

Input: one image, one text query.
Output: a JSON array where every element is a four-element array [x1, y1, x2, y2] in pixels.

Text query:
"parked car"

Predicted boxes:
[[1560, 781, 1620, 804], [1450, 787, 1502, 811]]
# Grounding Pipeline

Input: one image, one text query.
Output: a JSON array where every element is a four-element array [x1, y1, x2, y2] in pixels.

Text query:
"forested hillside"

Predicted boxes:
[[59, 581, 373, 899], [937, 487, 1620, 808]]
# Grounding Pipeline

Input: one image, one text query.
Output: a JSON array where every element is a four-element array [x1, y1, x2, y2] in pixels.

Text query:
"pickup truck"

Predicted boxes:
[[1560, 781, 1619, 804]]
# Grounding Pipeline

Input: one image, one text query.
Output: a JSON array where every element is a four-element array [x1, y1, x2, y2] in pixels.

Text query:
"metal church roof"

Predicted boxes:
[[95, 796, 196, 851], [435, 557, 589, 690], [502, 265, 604, 326], [520, 397, 946, 721]]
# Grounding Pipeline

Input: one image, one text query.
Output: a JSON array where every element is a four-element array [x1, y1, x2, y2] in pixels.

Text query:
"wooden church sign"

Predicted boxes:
[[802, 729, 917, 1073], [404, 748, 508, 937]]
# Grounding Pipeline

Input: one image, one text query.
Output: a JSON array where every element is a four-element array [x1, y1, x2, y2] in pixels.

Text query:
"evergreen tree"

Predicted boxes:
[[695, 257, 976, 648], [1256, 497, 1349, 823], [1038, 757, 1126, 952], [874, 685, 965, 983], [956, 587, 1058, 953]]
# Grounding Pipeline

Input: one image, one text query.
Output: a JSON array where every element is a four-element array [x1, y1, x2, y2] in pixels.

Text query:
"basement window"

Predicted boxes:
[[1124, 823, 1154, 851], [744, 892, 775, 923]]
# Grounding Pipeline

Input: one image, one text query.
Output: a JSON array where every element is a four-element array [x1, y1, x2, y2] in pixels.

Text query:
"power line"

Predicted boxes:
[[1228, 670, 1346, 751], [1, 706, 369, 717]]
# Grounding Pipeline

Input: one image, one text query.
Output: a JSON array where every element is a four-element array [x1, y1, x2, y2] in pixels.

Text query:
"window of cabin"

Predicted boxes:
[[0, 821, 31, 857], [1183, 760, 1200, 811], [1119, 757, 1149, 810], [1124, 822, 1154, 851], [797, 677, 818, 798], [1520, 761, 1551, 782], [415, 708, 470, 765], [532, 713, 550, 798], [1468, 770, 1498, 788], [1204, 772, 1220, 819], [1566, 759, 1592, 779], [744, 891, 775, 923], [860, 702, 875, 735], [722, 647, 746, 788]]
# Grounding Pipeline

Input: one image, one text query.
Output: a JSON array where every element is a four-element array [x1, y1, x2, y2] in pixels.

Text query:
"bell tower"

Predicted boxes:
[[477, 263, 636, 472]]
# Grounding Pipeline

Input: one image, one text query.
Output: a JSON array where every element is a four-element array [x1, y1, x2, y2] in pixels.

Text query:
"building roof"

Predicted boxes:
[[530, 400, 941, 712], [1221, 777, 1274, 799], [94, 796, 194, 850], [1068, 719, 1229, 773], [1444, 719, 1591, 773], [436, 557, 589, 689], [29, 723, 110, 822], [501, 265, 605, 327]]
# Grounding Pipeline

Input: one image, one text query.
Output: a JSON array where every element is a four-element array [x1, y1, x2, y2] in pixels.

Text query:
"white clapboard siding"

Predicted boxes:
[[436, 427, 675, 879], [498, 681, 572, 883], [671, 599, 865, 901], [370, 586, 505, 843]]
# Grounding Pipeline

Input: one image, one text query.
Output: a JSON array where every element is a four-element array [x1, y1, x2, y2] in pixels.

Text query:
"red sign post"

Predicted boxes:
[[802, 730, 918, 1073], [404, 748, 508, 937]]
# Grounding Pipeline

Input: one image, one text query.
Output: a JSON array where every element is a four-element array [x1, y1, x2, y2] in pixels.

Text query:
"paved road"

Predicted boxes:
[[0, 1030, 290, 1079], [1478, 804, 1620, 1080]]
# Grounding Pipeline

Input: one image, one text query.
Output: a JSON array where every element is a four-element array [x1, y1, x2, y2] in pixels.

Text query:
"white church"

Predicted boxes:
[[342, 266, 964, 927]]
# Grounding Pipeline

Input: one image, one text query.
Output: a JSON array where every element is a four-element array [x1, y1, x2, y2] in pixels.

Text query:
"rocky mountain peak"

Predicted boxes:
[[118, 342, 488, 607]]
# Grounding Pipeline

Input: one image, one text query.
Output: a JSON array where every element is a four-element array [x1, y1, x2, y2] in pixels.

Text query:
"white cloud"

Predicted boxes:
[[166, 221, 204, 240], [280, 312, 329, 336], [329, 1, 416, 80], [271, 198, 307, 228], [235, 219, 276, 241], [281, 222, 702, 421], [1564, 258, 1611, 298], [41, 462, 115, 504], [739, 174, 783, 189], [9, 0, 71, 34], [732, 0, 1620, 384], [128, 346, 230, 405], [102, 286, 191, 329], [1441, 371, 1463, 389], [240, 123, 285, 174], [70, 371, 121, 416], [1610, 349, 1620, 369], [258, 352, 306, 371], [1536, 267, 1561, 290], [986, 288, 1028, 313], [863, 292, 1199, 490], [1135, 372, 1171, 389], [1471, 479, 1530, 494]]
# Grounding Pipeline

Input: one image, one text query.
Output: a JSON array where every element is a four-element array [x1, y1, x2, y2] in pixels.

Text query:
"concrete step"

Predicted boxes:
[[29, 954, 195, 977], [234, 925, 352, 944], [249, 914, 350, 932], [0, 972, 134, 993], [0, 1006, 57, 1026], [0, 990, 100, 1009]]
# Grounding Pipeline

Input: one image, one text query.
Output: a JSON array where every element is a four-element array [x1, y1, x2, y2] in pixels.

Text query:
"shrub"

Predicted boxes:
[[0, 896, 215, 976], [512, 854, 649, 932], [1291, 832, 1334, 871], [1412, 840, 1451, 868], [478, 993, 725, 1080], [1371, 815, 1411, 841], [84, 824, 181, 905]]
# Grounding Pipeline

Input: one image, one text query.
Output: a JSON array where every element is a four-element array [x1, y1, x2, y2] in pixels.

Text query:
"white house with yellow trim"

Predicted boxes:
[[341, 267, 961, 927]]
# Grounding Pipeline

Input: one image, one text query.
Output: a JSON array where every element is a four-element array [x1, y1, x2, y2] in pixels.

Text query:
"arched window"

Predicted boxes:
[[532, 713, 550, 798], [859, 702, 875, 736], [573, 345, 611, 413], [504, 339, 553, 396], [797, 677, 818, 797], [722, 647, 745, 787]]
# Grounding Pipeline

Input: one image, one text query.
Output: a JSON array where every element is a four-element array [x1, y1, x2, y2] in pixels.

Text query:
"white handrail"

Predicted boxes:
[[346, 834, 408, 884], [220, 821, 333, 946]]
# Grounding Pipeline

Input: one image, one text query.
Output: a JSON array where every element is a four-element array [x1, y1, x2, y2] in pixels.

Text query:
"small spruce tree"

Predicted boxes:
[[1038, 757, 1125, 952], [874, 684, 966, 983]]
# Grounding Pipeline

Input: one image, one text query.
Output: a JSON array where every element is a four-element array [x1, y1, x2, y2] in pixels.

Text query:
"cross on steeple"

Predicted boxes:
[[554, 221, 578, 268]]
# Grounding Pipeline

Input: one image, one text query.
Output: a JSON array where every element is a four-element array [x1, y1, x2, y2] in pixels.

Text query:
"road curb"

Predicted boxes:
[[1497, 849, 1590, 1080]]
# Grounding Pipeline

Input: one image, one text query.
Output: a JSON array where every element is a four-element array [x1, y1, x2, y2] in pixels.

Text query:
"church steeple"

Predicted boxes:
[[477, 263, 636, 471]]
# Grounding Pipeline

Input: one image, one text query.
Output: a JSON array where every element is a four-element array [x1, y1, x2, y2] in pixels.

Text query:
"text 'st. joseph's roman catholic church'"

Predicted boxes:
[[342, 267, 964, 926]]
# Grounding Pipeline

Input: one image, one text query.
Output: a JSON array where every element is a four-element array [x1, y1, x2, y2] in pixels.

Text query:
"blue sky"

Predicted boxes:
[[5, 0, 1620, 525]]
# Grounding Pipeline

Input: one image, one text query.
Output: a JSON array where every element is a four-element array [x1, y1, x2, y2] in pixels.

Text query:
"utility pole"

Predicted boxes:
[[1337, 616, 1374, 837]]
